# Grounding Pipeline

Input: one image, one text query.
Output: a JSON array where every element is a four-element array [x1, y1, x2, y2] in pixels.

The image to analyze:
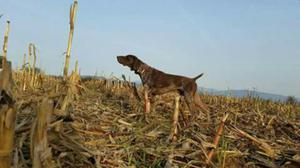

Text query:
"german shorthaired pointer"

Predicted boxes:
[[117, 54, 209, 121]]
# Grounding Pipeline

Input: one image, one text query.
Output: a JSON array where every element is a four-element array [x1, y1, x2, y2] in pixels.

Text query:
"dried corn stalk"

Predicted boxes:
[[30, 44, 37, 88], [22, 54, 27, 91], [144, 86, 151, 120], [232, 126, 279, 159], [169, 96, 181, 142], [0, 22, 16, 167], [2, 21, 9, 59], [27, 43, 32, 77], [63, 0, 78, 79], [30, 98, 54, 168]]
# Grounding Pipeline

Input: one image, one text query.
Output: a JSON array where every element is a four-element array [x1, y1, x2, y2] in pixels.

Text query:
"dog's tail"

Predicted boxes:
[[193, 73, 204, 81]]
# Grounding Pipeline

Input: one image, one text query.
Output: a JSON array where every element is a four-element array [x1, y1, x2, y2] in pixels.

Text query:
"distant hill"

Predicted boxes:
[[81, 75, 106, 80], [199, 87, 299, 102], [80, 76, 298, 102]]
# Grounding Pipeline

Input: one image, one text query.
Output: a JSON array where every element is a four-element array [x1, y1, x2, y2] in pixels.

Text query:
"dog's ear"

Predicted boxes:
[[128, 56, 141, 71], [127, 55, 138, 60]]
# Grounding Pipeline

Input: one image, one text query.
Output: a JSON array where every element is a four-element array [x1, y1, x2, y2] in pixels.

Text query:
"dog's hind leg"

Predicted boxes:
[[182, 91, 198, 123]]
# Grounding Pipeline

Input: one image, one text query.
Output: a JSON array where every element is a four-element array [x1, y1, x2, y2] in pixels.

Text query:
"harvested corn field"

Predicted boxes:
[[1, 1, 300, 168], [1, 72, 299, 168]]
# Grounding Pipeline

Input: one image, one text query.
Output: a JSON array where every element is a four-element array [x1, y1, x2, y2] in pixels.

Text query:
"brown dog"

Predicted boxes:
[[117, 54, 209, 121]]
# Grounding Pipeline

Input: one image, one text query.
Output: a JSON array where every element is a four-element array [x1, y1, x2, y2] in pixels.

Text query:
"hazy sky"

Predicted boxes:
[[0, 0, 299, 97]]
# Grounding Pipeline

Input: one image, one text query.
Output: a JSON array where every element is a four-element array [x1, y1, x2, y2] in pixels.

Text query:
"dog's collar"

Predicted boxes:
[[137, 64, 148, 75], [140, 69, 146, 74]]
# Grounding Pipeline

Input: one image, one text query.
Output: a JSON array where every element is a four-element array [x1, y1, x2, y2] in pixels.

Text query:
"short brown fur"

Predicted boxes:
[[117, 54, 209, 120]]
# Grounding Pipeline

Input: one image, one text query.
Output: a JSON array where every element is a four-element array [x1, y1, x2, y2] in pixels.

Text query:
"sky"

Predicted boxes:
[[0, 0, 300, 97]]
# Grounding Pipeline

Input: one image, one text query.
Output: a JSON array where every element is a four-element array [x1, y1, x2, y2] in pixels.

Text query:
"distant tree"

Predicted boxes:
[[286, 96, 297, 105]]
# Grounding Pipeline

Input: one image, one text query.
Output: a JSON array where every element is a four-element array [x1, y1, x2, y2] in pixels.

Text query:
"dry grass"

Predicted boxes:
[[5, 74, 299, 168]]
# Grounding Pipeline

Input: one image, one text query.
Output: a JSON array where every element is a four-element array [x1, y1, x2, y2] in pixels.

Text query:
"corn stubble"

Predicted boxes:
[[5, 72, 298, 168], [1, 1, 300, 168]]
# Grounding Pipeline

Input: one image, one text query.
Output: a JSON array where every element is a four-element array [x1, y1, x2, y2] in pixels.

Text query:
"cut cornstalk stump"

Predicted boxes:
[[169, 96, 181, 142], [0, 22, 16, 168], [144, 86, 151, 120], [205, 113, 229, 164], [61, 60, 81, 110], [0, 64, 15, 168], [30, 98, 54, 168]]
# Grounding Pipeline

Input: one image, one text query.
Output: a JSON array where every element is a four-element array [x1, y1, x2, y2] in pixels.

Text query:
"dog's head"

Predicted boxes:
[[117, 55, 141, 72]]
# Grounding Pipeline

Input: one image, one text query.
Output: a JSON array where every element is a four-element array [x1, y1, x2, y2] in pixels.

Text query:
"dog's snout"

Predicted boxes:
[[117, 56, 128, 65], [117, 56, 123, 62]]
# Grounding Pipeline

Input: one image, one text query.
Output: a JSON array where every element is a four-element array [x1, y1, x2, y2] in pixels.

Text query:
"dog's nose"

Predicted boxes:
[[117, 56, 123, 63]]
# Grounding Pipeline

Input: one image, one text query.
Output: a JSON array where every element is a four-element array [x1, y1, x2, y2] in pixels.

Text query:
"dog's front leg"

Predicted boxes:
[[183, 92, 198, 123]]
